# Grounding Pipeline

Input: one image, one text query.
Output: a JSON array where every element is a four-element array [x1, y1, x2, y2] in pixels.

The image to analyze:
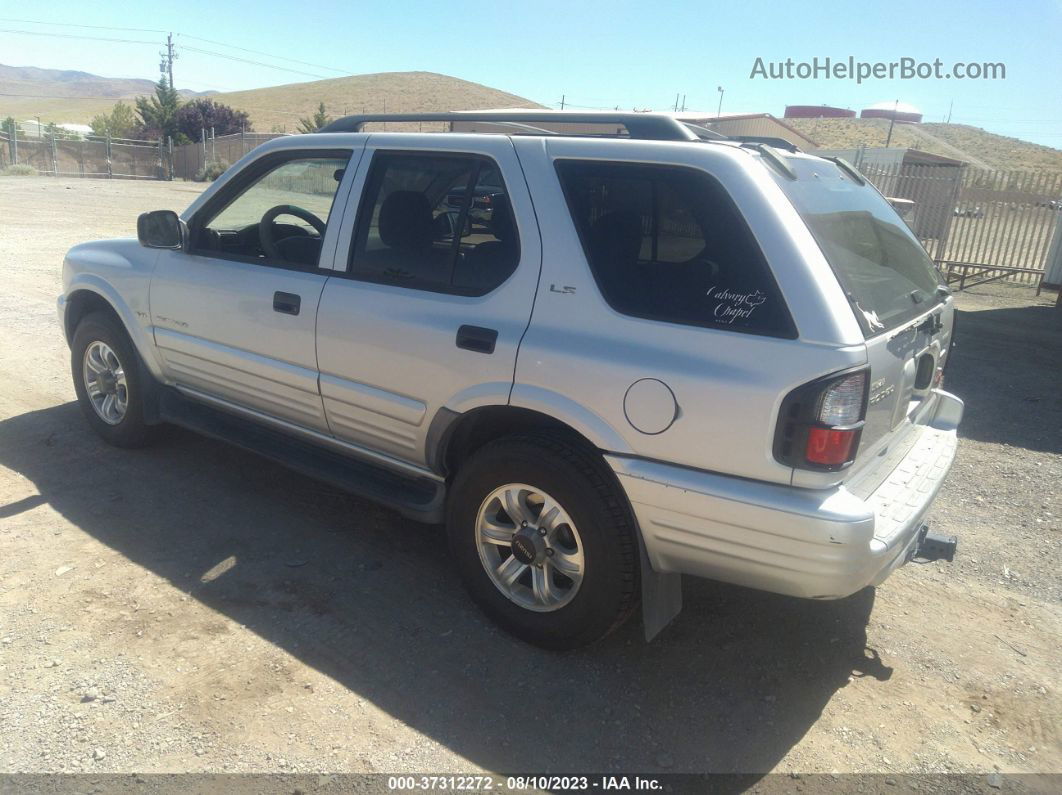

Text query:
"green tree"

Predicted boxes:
[[2, 116, 25, 139], [135, 77, 186, 142], [296, 102, 331, 134], [90, 101, 139, 139]]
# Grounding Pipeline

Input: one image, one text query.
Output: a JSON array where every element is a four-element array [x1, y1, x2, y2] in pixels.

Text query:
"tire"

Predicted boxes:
[[71, 311, 159, 448], [447, 432, 639, 650]]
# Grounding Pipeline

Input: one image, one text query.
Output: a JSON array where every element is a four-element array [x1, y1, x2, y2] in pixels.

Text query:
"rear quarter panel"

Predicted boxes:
[[510, 138, 867, 486]]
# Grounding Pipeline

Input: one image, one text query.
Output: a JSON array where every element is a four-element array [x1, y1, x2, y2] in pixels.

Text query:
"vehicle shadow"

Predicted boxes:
[[949, 303, 1062, 454], [0, 402, 891, 775]]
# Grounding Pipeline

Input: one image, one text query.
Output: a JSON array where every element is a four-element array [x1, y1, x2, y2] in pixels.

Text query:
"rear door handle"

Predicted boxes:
[[456, 324, 498, 354], [273, 291, 301, 315]]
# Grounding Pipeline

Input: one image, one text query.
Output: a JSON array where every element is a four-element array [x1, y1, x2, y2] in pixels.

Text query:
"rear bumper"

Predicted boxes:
[[610, 389, 963, 599]]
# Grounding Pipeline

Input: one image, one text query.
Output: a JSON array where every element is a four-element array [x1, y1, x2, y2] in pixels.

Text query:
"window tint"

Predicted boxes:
[[197, 156, 348, 268], [556, 160, 795, 337], [350, 153, 519, 295], [774, 158, 944, 336]]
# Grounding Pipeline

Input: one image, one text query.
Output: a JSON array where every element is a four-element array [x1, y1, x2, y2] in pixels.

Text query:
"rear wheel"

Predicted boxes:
[[71, 312, 159, 448], [447, 433, 639, 649]]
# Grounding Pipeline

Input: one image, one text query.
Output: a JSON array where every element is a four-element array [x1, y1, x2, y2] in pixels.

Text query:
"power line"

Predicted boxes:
[[0, 27, 157, 45], [177, 45, 332, 80], [0, 17, 353, 77], [0, 27, 341, 81], [177, 33, 349, 75], [0, 16, 167, 34]]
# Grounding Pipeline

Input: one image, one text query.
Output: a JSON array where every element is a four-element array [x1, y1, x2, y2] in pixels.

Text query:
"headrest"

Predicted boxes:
[[488, 195, 515, 242], [379, 191, 433, 252]]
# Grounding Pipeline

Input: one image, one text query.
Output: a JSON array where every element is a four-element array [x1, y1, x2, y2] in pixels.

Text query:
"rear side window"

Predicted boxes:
[[556, 160, 795, 337], [349, 152, 519, 296]]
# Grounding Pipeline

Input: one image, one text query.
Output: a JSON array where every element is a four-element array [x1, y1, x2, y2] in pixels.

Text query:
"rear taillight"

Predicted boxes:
[[805, 427, 858, 466], [774, 369, 869, 472]]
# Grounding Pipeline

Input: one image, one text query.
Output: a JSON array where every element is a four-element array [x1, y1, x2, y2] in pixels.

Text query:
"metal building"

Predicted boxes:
[[784, 105, 856, 119]]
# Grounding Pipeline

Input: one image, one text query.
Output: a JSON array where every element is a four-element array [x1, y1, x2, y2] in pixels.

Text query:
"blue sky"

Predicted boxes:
[[1, 0, 1060, 147]]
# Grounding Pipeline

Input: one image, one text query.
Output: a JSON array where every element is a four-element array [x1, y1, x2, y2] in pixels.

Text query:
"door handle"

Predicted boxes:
[[456, 324, 498, 354], [273, 291, 301, 315]]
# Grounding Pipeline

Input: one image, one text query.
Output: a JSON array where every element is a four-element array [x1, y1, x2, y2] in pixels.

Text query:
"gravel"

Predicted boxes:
[[0, 177, 1059, 777]]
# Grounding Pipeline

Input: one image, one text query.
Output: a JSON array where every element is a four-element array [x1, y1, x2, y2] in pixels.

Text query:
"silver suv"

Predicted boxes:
[[58, 112, 963, 649]]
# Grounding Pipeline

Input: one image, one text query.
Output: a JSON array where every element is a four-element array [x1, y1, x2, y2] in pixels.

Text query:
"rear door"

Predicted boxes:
[[776, 157, 953, 467], [314, 135, 542, 466]]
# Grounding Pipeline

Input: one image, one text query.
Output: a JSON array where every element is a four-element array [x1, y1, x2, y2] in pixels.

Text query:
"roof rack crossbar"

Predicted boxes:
[[317, 112, 709, 141]]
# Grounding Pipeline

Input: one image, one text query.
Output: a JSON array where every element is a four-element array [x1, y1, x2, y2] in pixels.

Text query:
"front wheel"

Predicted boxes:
[[447, 433, 639, 649], [71, 312, 159, 448]]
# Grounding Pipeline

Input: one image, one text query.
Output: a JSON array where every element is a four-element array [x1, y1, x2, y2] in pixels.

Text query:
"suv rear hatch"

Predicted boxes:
[[773, 156, 953, 473]]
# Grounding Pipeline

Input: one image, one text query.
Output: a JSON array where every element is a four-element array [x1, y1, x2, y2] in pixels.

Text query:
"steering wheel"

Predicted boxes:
[[259, 205, 326, 261]]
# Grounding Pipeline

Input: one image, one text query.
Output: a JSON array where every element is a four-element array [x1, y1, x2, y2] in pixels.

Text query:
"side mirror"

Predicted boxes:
[[137, 210, 183, 249]]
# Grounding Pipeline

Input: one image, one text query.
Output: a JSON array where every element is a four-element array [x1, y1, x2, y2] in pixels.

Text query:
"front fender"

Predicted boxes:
[[63, 274, 165, 381]]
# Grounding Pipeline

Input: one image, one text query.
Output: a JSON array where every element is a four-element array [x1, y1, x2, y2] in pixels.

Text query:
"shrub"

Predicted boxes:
[[1, 164, 37, 176], [194, 159, 229, 182], [176, 99, 252, 143]]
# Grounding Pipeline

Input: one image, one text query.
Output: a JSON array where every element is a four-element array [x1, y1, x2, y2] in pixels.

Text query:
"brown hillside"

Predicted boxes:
[[785, 117, 1062, 173], [0, 67, 543, 131], [212, 71, 545, 132]]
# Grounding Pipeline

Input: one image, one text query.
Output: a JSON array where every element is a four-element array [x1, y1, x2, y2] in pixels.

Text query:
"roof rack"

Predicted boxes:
[[317, 111, 728, 142]]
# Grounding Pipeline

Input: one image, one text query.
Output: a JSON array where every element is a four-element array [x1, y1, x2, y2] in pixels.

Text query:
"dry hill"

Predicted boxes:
[[213, 71, 545, 131], [0, 64, 209, 123], [786, 117, 1062, 173], [0, 66, 543, 131]]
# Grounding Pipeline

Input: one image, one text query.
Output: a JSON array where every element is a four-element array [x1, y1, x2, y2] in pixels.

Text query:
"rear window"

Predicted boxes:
[[776, 158, 944, 336], [556, 160, 795, 338]]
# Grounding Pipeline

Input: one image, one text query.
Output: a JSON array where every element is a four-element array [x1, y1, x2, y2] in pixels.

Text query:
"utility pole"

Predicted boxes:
[[884, 98, 898, 147], [681, 94, 686, 112], [716, 86, 725, 118], [159, 32, 177, 88], [946, 99, 953, 124], [559, 94, 566, 110], [674, 93, 680, 113]]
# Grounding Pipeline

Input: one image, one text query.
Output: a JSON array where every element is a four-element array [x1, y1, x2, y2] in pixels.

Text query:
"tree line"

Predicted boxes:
[[87, 77, 251, 144]]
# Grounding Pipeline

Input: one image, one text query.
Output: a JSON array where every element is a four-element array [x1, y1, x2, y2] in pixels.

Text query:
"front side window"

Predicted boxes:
[[195, 154, 349, 269], [349, 153, 519, 295], [556, 160, 795, 337]]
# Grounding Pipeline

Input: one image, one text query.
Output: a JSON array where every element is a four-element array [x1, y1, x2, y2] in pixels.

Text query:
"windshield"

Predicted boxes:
[[774, 157, 944, 336]]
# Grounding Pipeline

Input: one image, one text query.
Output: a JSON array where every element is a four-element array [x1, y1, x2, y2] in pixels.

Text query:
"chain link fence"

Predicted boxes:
[[171, 130, 286, 181], [1, 131, 167, 179]]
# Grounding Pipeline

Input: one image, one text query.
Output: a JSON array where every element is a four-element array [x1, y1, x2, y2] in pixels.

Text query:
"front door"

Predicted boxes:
[[150, 149, 355, 432], [315, 137, 542, 466]]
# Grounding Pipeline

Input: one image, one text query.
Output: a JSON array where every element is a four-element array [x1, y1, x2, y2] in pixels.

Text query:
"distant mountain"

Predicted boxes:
[[0, 64, 212, 100], [0, 64, 540, 131]]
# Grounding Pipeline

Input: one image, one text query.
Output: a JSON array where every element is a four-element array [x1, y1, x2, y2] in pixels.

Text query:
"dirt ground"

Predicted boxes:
[[0, 177, 1059, 781]]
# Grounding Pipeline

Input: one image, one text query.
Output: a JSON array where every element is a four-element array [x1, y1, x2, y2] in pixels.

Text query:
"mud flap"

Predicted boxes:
[[639, 535, 682, 641]]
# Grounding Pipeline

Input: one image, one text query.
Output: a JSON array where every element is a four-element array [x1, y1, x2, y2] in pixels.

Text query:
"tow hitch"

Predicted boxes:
[[913, 523, 958, 562]]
